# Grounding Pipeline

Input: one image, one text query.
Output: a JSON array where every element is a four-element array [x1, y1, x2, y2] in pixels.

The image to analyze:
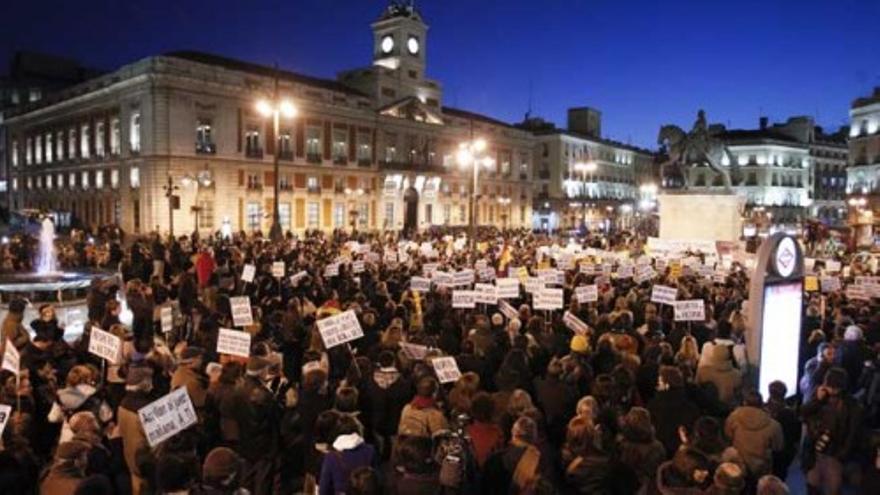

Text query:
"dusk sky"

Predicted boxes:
[[3, 0, 878, 148]]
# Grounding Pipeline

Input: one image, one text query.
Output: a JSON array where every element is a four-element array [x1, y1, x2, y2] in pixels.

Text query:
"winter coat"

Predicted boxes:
[[467, 421, 505, 468], [118, 391, 153, 495], [224, 375, 282, 462], [1, 312, 29, 353], [171, 365, 208, 409], [618, 425, 666, 490], [801, 393, 864, 463], [392, 471, 443, 495], [654, 461, 708, 495], [47, 384, 113, 444], [367, 367, 412, 437], [533, 375, 577, 444], [565, 453, 639, 495], [695, 345, 742, 407], [39, 464, 85, 495], [724, 405, 783, 476], [397, 398, 449, 438], [318, 434, 378, 495], [836, 339, 869, 392], [647, 388, 701, 456]]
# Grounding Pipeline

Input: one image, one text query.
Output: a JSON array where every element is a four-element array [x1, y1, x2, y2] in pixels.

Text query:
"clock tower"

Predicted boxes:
[[372, 2, 427, 78]]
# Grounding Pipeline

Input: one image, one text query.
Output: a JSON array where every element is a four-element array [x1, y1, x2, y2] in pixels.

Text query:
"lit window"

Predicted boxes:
[[246, 202, 261, 231], [307, 201, 319, 227], [358, 203, 368, 228], [95, 121, 105, 157], [12, 178, 18, 191], [45, 133, 53, 163], [68, 128, 76, 158], [306, 176, 318, 190], [95, 170, 104, 189], [110, 169, 119, 188], [130, 113, 141, 153], [46, 175, 53, 190], [306, 127, 321, 161], [25, 137, 33, 165], [81, 170, 90, 189], [11, 140, 18, 167], [28, 88, 41, 102], [130, 167, 140, 188], [332, 129, 347, 163], [357, 133, 371, 163], [196, 119, 214, 153], [69, 172, 76, 189], [278, 203, 291, 230], [57, 173, 64, 188], [26, 177, 32, 190], [80, 124, 90, 159], [333, 203, 345, 227], [55, 131, 64, 160], [110, 118, 121, 155]]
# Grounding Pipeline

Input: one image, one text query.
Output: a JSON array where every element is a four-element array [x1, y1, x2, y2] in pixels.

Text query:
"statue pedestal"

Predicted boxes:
[[658, 193, 745, 242]]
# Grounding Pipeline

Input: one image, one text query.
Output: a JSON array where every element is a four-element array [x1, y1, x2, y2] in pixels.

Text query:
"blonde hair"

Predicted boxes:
[[65, 365, 94, 387]]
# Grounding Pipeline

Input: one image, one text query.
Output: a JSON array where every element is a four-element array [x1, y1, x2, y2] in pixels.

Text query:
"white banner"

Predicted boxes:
[[474, 283, 498, 305], [674, 299, 706, 321], [410, 276, 431, 292], [352, 260, 365, 274], [0, 404, 11, 438], [217, 328, 251, 358], [431, 356, 462, 384], [229, 296, 254, 327], [89, 327, 121, 364], [290, 270, 308, 286], [452, 290, 477, 309], [647, 237, 718, 256], [820, 276, 841, 293], [324, 263, 340, 278], [160, 306, 173, 333], [495, 278, 520, 299], [651, 285, 678, 305], [272, 261, 285, 278], [563, 311, 590, 335], [575, 284, 598, 303], [317, 310, 364, 349], [241, 264, 256, 283], [400, 342, 429, 361], [534, 288, 564, 310], [138, 387, 198, 447], [2, 340, 19, 375], [499, 300, 519, 320], [454, 269, 475, 287]]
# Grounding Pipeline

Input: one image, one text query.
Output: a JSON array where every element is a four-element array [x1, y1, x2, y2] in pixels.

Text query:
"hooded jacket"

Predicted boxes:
[[367, 366, 412, 436], [695, 345, 742, 407], [318, 434, 377, 495], [47, 384, 113, 444], [398, 397, 448, 438], [724, 405, 783, 476]]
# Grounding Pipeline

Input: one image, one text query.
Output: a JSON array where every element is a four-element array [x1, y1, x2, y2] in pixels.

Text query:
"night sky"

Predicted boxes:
[[3, 0, 878, 148]]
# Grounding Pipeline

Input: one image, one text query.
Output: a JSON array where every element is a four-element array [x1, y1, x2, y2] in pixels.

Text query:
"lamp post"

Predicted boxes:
[[256, 89, 297, 242], [162, 175, 179, 239], [457, 138, 494, 251], [574, 161, 597, 231]]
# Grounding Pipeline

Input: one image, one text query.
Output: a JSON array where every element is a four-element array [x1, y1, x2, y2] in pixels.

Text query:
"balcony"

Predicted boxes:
[[307, 153, 322, 164], [246, 182, 263, 191], [245, 148, 263, 159], [278, 150, 294, 161], [333, 156, 348, 165], [279, 183, 293, 191], [307, 185, 321, 194], [519, 172, 529, 181], [357, 158, 372, 167], [379, 160, 446, 174], [196, 142, 216, 154]]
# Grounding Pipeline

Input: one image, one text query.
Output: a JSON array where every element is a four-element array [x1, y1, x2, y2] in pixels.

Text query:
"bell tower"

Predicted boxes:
[[372, 1, 427, 80]]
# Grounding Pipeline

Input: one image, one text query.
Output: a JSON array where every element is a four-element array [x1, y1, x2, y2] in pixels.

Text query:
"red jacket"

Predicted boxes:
[[195, 252, 216, 287]]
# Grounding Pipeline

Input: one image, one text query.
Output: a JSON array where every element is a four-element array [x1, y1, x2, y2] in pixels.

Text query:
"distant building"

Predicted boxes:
[[846, 87, 880, 246]]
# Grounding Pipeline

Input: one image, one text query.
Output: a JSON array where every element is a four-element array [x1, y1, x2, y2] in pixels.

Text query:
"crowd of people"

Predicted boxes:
[[0, 226, 878, 495]]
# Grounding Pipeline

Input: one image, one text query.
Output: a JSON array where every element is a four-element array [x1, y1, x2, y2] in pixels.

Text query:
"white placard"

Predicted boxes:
[[0, 404, 11, 438], [496, 278, 520, 299], [272, 261, 285, 278], [674, 299, 706, 322], [538, 269, 558, 286], [423, 263, 439, 277], [479, 266, 496, 282], [616, 265, 634, 279], [634, 265, 656, 284], [400, 342, 429, 361], [534, 288, 564, 310], [431, 356, 462, 384], [229, 296, 254, 327], [410, 276, 431, 292], [352, 260, 365, 274], [454, 269, 475, 287], [820, 276, 841, 293], [432, 271, 454, 288], [324, 263, 340, 278], [651, 285, 678, 305], [316, 310, 364, 349], [499, 300, 519, 320], [452, 290, 477, 309], [365, 252, 380, 264], [563, 311, 590, 335], [217, 328, 251, 358], [475, 260, 488, 271], [138, 387, 198, 447], [474, 283, 498, 305], [824, 260, 841, 273], [290, 270, 308, 286], [88, 327, 121, 364], [160, 306, 173, 333], [855, 276, 880, 286], [524, 277, 544, 294], [580, 262, 595, 275], [575, 284, 598, 303], [846, 285, 870, 301], [2, 340, 19, 375], [241, 264, 256, 283]]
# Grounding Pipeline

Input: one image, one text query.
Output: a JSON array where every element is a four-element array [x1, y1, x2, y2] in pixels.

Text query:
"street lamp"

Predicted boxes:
[[457, 138, 494, 250], [162, 176, 180, 238], [256, 93, 297, 242]]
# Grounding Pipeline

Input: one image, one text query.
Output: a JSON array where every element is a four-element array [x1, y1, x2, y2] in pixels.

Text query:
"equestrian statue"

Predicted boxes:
[[657, 110, 739, 192]]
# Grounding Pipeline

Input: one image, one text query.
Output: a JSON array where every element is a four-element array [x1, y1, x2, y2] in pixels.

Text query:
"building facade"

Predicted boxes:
[[1, 4, 537, 235], [846, 87, 880, 246]]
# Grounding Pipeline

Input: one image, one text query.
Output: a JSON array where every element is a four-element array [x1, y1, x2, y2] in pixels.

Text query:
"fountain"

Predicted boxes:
[[0, 216, 119, 341]]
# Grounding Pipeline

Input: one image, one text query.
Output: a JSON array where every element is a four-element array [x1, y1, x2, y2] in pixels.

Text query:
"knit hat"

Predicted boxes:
[[713, 462, 746, 492], [570, 335, 589, 354], [203, 447, 241, 482], [125, 366, 154, 388], [844, 325, 863, 341], [824, 367, 848, 391], [55, 440, 90, 461]]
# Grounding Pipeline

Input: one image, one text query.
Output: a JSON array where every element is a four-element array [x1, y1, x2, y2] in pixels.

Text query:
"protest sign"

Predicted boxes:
[[229, 297, 254, 327], [495, 278, 520, 299], [364, 252, 380, 264], [534, 288, 564, 310], [400, 342, 429, 361], [616, 264, 634, 279], [324, 263, 340, 278], [138, 387, 198, 447], [88, 327, 121, 364], [804, 276, 819, 292], [474, 283, 498, 305], [674, 300, 706, 322], [241, 264, 256, 283], [538, 269, 558, 286], [384, 250, 398, 264], [651, 285, 678, 305], [579, 263, 595, 275], [2, 340, 19, 375], [431, 356, 462, 384], [272, 261, 285, 278], [824, 260, 841, 273], [499, 300, 519, 320], [352, 260, 365, 274], [432, 271, 454, 288], [479, 266, 496, 282], [453, 269, 475, 286], [289, 270, 308, 286], [563, 311, 590, 335], [452, 290, 477, 309], [846, 285, 870, 301], [316, 310, 364, 349], [422, 263, 439, 277], [575, 284, 599, 303], [820, 276, 841, 293], [524, 277, 544, 294], [160, 306, 173, 333], [634, 265, 655, 284], [217, 328, 252, 358], [0, 404, 11, 437], [410, 276, 431, 292]]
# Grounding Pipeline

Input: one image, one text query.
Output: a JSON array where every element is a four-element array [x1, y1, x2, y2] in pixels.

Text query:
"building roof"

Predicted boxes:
[[715, 128, 806, 147], [441, 106, 518, 130], [164, 50, 368, 98], [852, 87, 880, 109], [529, 128, 654, 155]]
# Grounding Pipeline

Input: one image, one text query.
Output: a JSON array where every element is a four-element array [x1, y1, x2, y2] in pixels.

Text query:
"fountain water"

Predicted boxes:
[[36, 217, 58, 274]]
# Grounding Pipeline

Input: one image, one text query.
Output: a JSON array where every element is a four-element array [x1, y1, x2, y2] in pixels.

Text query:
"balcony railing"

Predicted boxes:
[[379, 160, 446, 174], [246, 182, 263, 191], [307, 185, 321, 194], [278, 150, 294, 161], [333, 156, 347, 165], [357, 158, 372, 167], [307, 153, 322, 164], [245, 148, 263, 159], [196, 142, 216, 154]]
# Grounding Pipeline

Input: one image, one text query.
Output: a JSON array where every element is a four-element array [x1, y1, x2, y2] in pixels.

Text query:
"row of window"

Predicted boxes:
[[11, 167, 139, 192], [11, 113, 141, 167]]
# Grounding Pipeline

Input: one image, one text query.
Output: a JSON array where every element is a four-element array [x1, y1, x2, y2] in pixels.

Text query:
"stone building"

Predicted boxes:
[[1, 3, 536, 235], [846, 87, 880, 246]]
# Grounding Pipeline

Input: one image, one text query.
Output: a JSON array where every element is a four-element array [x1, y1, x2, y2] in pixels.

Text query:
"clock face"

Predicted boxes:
[[407, 36, 420, 55], [381, 35, 394, 54]]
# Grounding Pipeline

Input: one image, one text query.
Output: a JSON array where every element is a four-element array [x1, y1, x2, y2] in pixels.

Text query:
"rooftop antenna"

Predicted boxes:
[[525, 79, 533, 120]]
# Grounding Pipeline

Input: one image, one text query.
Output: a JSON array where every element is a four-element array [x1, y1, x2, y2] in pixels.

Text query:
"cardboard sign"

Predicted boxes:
[[452, 290, 477, 309], [575, 284, 598, 303], [432, 271, 454, 288], [580, 263, 595, 275], [651, 285, 678, 305], [820, 276, 841, 293], [410, 276, 431, 292], [352, 260, 365, 274], [422, 263, 439, 277], [453, 269, 475, 287], [229, 296, 254, 327], [272, 261, 285, 278], [316, 310, 364, 349], [534, 288, 564, 310], [0, 404, 11, 438], [524, 277, 544, 294], [669, 261, 683, 279], [499, 300, 519, 320], [846, 285, 870, 301], [138, 387, 198, 447], [431, 356, 462, 384], [474, 283, 498, 305], [855, 276, 880, 286], [400, 342, 429, 361], [217, 328, 251, 358], [824, 260, 841, 273], [241, 264, 256, 283], [616, 264, 634, 279], [634, 265, 656, 284], [538, 269, 558, 286], [495, 278, 520, 299], [479, 266, 496, 282], [324, 263, 340, 278], [290, 270, 308, 286], [88, 327, 121, 364], [384, 250, 398, 264], [364, 252, 380, 264], [563, 311, 590, 335], [804, 276, 819, 292], [674, 300, 706, 322], [160, 306, 173, 333], [2, 340, 19, 375]]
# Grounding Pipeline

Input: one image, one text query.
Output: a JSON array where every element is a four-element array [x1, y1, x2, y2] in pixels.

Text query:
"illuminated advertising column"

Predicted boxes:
[[747, 233, 804, 399]]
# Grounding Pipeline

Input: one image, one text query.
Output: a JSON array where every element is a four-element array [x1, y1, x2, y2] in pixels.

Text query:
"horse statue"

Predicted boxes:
[[657, 110, 739, 192]]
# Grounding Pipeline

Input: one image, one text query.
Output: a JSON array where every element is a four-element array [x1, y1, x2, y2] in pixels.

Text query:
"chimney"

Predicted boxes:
[[759, 117, 768, 130]]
